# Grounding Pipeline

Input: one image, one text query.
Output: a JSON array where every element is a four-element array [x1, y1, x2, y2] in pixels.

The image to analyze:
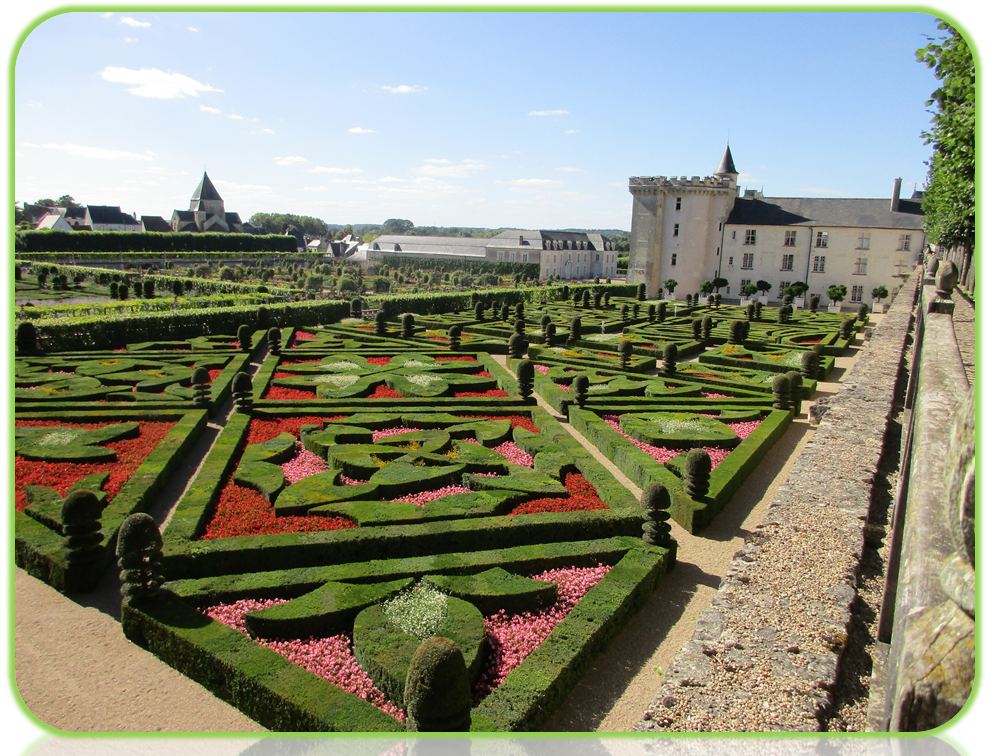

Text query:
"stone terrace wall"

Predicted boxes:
[[638, 267, 921, 732]]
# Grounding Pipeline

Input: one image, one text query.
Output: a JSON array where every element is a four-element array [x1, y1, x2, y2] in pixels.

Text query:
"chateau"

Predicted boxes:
[[627, 146, 926, 307]]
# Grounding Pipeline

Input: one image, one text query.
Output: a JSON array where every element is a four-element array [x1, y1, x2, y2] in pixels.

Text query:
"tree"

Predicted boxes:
[[786, 281, 810, 297], [248, 212, 328, 236], [916, 23, 975, 260], [712, 277, 728, 293], [740, 283, 758, 298], [755, 280, 772, 296], [827, 284, 848, 304], [382, 218, 414, 234], [663, 278, 678, 297], [872, 285, 890, 301], [700, 280, 715, 295]]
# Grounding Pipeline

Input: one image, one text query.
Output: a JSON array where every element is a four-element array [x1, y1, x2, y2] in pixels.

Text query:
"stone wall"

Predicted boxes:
[[637, 267, 921, 732]]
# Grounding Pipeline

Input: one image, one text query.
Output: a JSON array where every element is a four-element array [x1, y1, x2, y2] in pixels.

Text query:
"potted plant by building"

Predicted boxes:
[[712, 277, 729, 294], [785, 281, 810, 308], [663, 277, 678, 300], [871, 284, 890, 314], [827, 284, 848, 313], [739, 282, 758, 305], [755, 279, 772, 305], [700, 280, 715, 297]]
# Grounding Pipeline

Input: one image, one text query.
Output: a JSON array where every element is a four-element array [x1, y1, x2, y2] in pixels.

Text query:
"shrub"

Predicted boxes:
[[474, 301, 485, 322], [569, 317, 582, 344], [618, 340, 633, 369], [728, 319, 747, 345], [701, 316, 713, 342], [541, 314, 552, 330], [116, 513, 164, 605], [657, 301, 667, 322], [513, 318, 526, 337], [858, 303, 869, 320], [191, 366, 212, 409], [401, 313, 415, 339], [172, 280, 185, 298], [872, 285, 889, 301], [237, 324, 252, 351], [662, 344, 678, 376], [267, 327, 282, 355], [448, 325, 462, 351], [232, 372, 253, 413], [690, 318, 702, 341], [647, 304, 656, 323], [637, 282, 646, 301], [515, 302, 525, 320], [581, 290, 591, 308], [745, 303, 755, 321], [543, 322, 557, 345], [508, 333, 527, 359], [572, 374, 589, 407], [620, 304, 629, 322], [500, 304, 510, 321], [351, 298, 363, 318], [809, 295, 820, 312], [15, 321, 39, 355], [840, 317, 855, 340], [786, 370, 803, 412], [772, 374, 790, 409], [641, 484, 672, 546], [800, 349, 819, 379], [404, 637, 472, 732], [684, 449, 712, 499], [61, 490, 103, 572], [257, 306, 271, 328], [109, 281, 119, 299], [143, 280, 155, 299], [516, 359, 535, 399]]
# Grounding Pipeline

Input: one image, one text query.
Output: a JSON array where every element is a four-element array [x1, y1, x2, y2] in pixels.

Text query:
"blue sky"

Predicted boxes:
[[15, 10, 943, 229]]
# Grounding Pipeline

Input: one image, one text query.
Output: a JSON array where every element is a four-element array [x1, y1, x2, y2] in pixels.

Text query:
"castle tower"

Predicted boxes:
[[627, 146, 739, 298]]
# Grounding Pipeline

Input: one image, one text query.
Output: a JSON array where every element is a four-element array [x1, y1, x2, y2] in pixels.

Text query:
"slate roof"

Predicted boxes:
[[87, 205, 140, 226], [370, 234, 491, 257], [715, 144, 738, 176], [191, 172, 222, 203], [726, 197, 924, 230], [224, 212, 242, 226], [141, 215, 172, 232]]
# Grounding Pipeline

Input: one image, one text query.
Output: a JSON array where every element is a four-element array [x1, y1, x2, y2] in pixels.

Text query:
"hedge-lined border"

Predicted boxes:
[[699, 347, 837, 380], [14, 408, 207, 592], [18, 230, 298, 253], [569, 406, 793, 532], [162, 406, 642, 580], [123, 536, 672, 732]]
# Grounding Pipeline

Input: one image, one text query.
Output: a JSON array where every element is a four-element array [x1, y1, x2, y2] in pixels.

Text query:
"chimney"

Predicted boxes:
[[891, 177, 902, 212]]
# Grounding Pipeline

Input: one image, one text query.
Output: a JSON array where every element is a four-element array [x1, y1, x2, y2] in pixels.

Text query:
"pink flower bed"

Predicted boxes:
[[534, 364, 550, 375], [727, 419, 761, 440], [602, 415, 763, 468], [371, 427, 417, 442], [492, 441, 533, 467], [339, 473, 368, 486], [701, 391, 732, 399], [393, 485, 473, 506], [202, 598, 404, 721], [555, 383, 571, 392], [475, 564, 611, 698], [281, 443, 328, 484]]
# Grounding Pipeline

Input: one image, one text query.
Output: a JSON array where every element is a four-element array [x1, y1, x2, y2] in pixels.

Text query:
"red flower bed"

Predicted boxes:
[[265, 386, 317, 400], [366, 357, 391, 366], [459, 414, 539, 434], [428, 336, 448, 343], [245, 416, 345, 446], [201, 482, 356, 539], [279, 359, 322, 367], [294, 331, 317, 341], [472, 371, 493, 377], [14, 420, 176, 511], [508, 472, 608, 516], [455, 389, 509, 398], [368, 385, 404, 399], [436, 356, 477, 362], [207, 368, 223, 382]]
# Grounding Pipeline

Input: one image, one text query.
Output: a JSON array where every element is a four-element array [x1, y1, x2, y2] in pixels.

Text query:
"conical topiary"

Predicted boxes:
[[569, 317, 582, 344], [508, 333, 527, 359], [15, 321, 40, 356], [500, 303, 510, 321], [267, 327, 282, 355], [684, 449, 712, 500], [772, 374, 790, 409], [237, 324, 252, 351], [543, 322, 557, 345], [191, 366, 212, 409], [404, 636, 472, 732], [647, 304, 657, 323], [641, 483, 672, 546], [573, 374, 589, 407], [516, 359, 535, 400], [116, 512, 164, 605], [800, 349, 819, 380], [232, 371, 253, 413], [448, 325, 462, 351], [786, 370, 803, 413], [618, 340, 633, 369], [375, 310, 388, 336], [61, 490, 103, 571], [351, 297, 363, 318], [662, 343, 678, 376], [657, 301, 667, 322], [474, 301, 485, 322], [690, 318, 702, 341]]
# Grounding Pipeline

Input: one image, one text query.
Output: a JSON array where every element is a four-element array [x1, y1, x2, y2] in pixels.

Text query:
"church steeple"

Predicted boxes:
[[190, 171, 224, 212], [714, 144, 738, 178]]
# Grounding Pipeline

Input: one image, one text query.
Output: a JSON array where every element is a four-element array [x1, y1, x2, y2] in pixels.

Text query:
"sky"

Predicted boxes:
[[14, 10, 944, 230]]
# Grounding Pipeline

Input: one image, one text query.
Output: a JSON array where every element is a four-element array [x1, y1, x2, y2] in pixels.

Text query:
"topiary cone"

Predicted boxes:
[[572, 373, 589, 407], [516, 358, 535, 400], [116, 512, 164, 604], [191, 366, 212, 409], [662, 343, 678, 376], [772, 374, 791, 409], [237, 324, 252, 351], [786, 370, 803, 413], [641, 483, 672, 546], [404, 636, 472, 732], [684, 449, 712, 500], [61, 490, 103, 568]]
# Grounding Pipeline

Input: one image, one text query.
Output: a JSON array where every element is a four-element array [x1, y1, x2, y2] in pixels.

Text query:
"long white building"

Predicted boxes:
[[627, 146, 925, 307]]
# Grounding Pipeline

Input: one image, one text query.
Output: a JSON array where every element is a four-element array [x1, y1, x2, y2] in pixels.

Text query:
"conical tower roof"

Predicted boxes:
[[191, 172, 222, 203], [714, 145, 738, 177]]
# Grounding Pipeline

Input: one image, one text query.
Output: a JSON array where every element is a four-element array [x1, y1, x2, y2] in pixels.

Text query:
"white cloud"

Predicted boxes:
[[348, 126, 375, 134], [101, 66, 222, 99], [381, 84, 427, 95], [227, 113, 245, 121], [507, 178, 563, 188], [123, 37, 138, 44], [563, 129, 579, 135], [417, 158, 487, 177], [22, 141, 155, 162], [254, 127, 276, 136], [187, 26, 200, 33], [308, 165, 363, 175], [528, 109, 570, 117], [199, 104, 221, 114], [119, 16, 151, 29], [274, 155, 308, 166]]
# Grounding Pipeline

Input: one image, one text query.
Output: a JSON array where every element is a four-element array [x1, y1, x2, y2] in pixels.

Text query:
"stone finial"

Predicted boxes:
[[925, 254, 940, 277], [116, 512, 164, 604], [61, 490, 103, 570], [935, 260, 959, 298], [641, 483, 672, 546]]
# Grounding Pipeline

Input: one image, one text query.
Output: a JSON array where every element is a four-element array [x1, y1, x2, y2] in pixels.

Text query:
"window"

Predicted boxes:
[[740, 278, 752, 289], [857, 232, 871, 250], [813, 255, 826, 273], [675, 197, 682, 211], [731, 230, 736, 239], [728, 256, 734, 266], [854, 257, 868, 275], [778, 280, 791, 299], [784, 230, 797, 247], [742, 252, 754, 270], [815, 231, 829, 248], [781, 254, 794, 271], [673, 223, 680, 237], [851, 285, 864, 303], [671, 253, 677, 266], [898, 234, 912, 251], [744, 229, 757, 245]]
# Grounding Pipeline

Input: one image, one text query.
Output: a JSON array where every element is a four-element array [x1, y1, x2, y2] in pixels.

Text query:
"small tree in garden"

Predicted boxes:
[[508, 333, 527, 359], [684, 449, 712, 499], [61, 490, 103, 572], [618, 340, 633, 368], [404, 636, 472, 732], [544, 321, 558, 345], [401, 313, 415, 339], [712, 277, 728, 294], [621, 304, 629, 322], [232, 372, 253, 413], [777, 305, 791, 324], [116, 513, 164, 605], [237, 324, 252, 351], [755, 280, 772, 298], [662, 343, 678, 376], [15, 321, 40, 355], [267, 327, 282, 355], [707, 295, 715, 309], [592, 290, 602, 309], [257, 306, 271, 328], [191, 367, 212, 409], [690, 318, 702, 340], [573, 291, 582, 306], [474, 301, 485, 321], [637, 282, 647, 301], [664, 278, 678, 298], [800, 349, 820, 379], [786, 370, 803, 412], [632, 303, 640, 319], [541, 314, 552, 330], [515, 301, 525, 320], [603, 292, 612, 308], [350, 298, 363, 318], [858, 303, 869, 320], [499, 303, 510, 321], [872, 285, 889, 302], [647, 304, 657, 323], [714, 293, 722, 308], [700, 280, 715, 296], [109, 281, 119, 299], [657, 301, 667, 322], [491, 300, 499, 318], [516, 359, 534, 399], [569, 316, 582, 345], [684, 293, 693, 305], [143, 280, 155, 299], [582, 289, 591, 308], [840, 317, 855, 340], [133, 281, 143, 299], [827, 284, 847, 305], [573, 373, 589, 407], [728, 319, 748, 345], [561, 285, 570, 300], [745, 303, 755, 321], [448, 325, 462, 351], [172, 280, 184, 299], [118, 283, 129, 300], [740, 283, 758, 300], [375, 310, 388, 336], [701, 316, 713, 342], [754, 300, 763, 319], [513, 318, 526, 336], [809, 295, 820, 312], [772, 374, 791, 409], [641, 483, 672, 546]]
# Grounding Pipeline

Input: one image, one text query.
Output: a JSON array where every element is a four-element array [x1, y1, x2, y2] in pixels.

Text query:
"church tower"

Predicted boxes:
[[190, 172, 229, 231], [627, 146, 739, 298]]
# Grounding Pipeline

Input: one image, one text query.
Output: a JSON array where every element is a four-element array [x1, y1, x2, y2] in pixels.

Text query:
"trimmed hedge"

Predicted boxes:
[[19, 230, 298, 253]]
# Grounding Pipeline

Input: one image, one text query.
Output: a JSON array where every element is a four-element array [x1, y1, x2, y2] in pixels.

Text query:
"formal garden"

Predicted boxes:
[[13, 279, 866, 731]]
